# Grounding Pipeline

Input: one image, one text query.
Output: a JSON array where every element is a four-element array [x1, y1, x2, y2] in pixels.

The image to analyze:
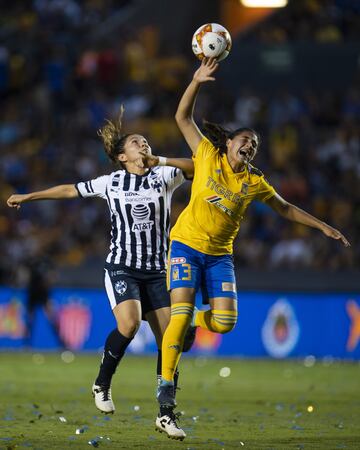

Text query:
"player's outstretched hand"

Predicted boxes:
[[7, 194, 28, 210], [193, 58, 219, 84], [321, 223, 350, 247]]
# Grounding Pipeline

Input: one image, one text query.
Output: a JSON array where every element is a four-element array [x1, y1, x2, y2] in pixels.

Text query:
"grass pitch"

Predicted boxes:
[[0, 353, 359, 450]]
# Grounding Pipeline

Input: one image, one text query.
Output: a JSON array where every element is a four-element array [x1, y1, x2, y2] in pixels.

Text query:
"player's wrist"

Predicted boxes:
[[158, 156, 167, 166]]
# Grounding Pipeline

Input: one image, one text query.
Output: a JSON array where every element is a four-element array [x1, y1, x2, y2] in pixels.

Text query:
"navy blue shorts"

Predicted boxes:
[[104, 263, 170, 316], [168, 241, 237, 304]]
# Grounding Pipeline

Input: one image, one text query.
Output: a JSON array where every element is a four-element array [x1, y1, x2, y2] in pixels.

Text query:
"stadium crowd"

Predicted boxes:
[[246, 0, 360, 43], [0, 0, 359, 285]]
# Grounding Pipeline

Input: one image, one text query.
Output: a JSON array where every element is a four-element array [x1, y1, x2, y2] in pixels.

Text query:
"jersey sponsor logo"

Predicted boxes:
[[171, 257, 186, 264], [114, 280, 127, 296], [222, 282, 236, 293], [205, 195, 235, 217], [126, 196, 152, 203], [261, 299, 300, 358], [131, 204, 154, 232], [206, 176, 243, 205]]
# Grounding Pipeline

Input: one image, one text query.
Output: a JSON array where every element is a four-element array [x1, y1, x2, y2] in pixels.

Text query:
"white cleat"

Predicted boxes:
[[92, 383, 115, 414], [155, 413, 186, 440]]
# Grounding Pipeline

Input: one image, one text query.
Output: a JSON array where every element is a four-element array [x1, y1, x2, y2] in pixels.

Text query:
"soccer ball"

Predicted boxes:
[[192, 23, 232, 62]]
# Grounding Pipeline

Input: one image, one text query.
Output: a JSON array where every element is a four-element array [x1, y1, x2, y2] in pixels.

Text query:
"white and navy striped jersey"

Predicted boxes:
[[76, 167, 185, 271]]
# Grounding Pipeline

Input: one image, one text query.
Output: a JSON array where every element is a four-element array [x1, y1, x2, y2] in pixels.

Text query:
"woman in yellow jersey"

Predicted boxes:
[[156, 58, 350, 439]]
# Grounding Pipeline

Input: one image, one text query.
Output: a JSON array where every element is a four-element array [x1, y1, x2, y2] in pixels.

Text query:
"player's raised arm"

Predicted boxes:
[[175, 58, 219, 155], [266, 193, 350, 247], [7, 184, 78, 210], [140, 152, 194, 179]]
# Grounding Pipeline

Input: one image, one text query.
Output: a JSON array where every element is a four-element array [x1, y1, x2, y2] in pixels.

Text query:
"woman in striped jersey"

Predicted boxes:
[[7, 107, 194, 439]]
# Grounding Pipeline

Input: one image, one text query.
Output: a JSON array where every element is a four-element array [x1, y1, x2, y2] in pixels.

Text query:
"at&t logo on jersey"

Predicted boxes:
[[131, 204, 154, 231]]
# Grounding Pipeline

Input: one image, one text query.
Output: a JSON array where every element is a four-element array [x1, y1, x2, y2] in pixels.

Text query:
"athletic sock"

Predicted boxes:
[[157, 350, 179, 392], [95, 328, 132, 386], [160, 405, 174, 417], [162, 302, 193, 382], [157, 349, 162, 388], [195, 309, 238, 334]]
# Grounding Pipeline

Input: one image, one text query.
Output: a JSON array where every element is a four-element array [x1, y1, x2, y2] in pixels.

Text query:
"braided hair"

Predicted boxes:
[[97, 105, 131, 167], [203, 120, 260, 159]]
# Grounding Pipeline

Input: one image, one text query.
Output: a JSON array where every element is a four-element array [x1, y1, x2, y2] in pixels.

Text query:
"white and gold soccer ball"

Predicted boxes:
[[192, 23, 232, 62]]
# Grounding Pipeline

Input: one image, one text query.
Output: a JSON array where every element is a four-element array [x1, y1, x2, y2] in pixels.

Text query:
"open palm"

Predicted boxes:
[[193, 58, 219, 83]]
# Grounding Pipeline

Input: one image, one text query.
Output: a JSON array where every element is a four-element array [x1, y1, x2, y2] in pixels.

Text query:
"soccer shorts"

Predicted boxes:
[[104, 263, 170, 316], [168, 240, 237, 304]]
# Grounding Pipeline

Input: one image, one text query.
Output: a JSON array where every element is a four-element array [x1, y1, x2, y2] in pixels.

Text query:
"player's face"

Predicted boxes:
[[120, 134, 152, 163], [226, 131, 258, 166]]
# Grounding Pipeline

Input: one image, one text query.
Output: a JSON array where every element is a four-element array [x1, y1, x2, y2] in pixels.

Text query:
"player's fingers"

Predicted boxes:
[[208, 58, 218, 68], [209, 63, 219, 73]]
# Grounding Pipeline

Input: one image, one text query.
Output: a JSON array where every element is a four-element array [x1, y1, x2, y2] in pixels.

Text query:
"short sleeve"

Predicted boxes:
[[256, 176, 276, 202], [194, 137, 218, 161], [75, 175, 109, 199], [161, 167, 185, 192]]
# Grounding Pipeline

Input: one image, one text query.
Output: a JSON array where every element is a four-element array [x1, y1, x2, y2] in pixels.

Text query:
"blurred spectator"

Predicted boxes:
[[0, 0, 359, 286]]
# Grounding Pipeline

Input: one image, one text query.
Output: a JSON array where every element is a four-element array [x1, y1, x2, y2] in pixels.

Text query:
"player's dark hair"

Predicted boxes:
[[98, 105, 130, 168], [203, 120, 260, 158]]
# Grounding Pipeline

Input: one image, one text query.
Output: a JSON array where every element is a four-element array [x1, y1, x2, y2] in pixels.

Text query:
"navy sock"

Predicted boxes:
[[157, 349, 162, 387], [157, 349, 180, 417], [95, 328, 132, 387]]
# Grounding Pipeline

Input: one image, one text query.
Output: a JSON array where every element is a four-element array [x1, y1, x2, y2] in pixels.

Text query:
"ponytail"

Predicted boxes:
[[98, 105, 130, 166], [202, 120, 230, 155]]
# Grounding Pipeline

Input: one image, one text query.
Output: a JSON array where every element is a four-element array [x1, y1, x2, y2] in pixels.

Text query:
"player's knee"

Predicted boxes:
[[117, 320, 140, 338], [215, 322, 236, 334], [212, 310, 237, 334]]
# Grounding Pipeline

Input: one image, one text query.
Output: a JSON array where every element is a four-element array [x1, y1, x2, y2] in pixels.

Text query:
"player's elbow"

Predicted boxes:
[[175, 112, 191, 127], [277, 200, 291, 218], [64, 185, 78, 198]]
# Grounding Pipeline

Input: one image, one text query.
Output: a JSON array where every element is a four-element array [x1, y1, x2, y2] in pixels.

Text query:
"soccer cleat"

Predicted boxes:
[[182, 307, 198, 352], [155, 412, 186, 440], [92, 383, 115, 414], [157, 381, 176, 408]]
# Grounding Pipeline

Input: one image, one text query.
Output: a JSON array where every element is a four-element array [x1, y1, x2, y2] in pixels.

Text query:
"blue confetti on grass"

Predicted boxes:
[[291, 425, 304, 431]]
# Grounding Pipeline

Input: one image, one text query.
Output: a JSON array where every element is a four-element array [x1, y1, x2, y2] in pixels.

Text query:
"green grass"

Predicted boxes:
[[0, 353, 359, 449]]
